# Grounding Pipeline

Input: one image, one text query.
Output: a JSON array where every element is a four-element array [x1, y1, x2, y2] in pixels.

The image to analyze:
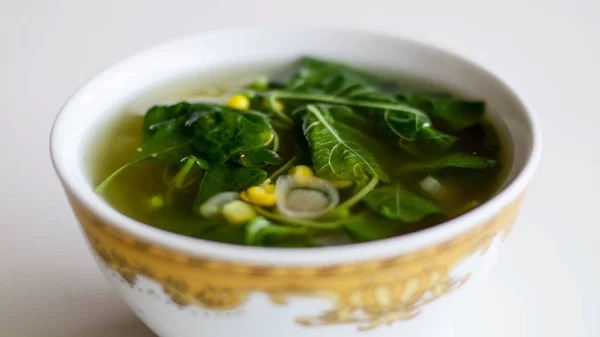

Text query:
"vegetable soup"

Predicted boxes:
[[90, 57, 506, 247]]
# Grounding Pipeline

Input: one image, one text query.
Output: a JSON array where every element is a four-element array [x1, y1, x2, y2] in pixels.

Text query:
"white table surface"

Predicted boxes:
[[1, 0, 598, 336]]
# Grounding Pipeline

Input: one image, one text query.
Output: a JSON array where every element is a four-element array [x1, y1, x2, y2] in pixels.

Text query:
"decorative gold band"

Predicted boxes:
[[69, 192, 523, 330]]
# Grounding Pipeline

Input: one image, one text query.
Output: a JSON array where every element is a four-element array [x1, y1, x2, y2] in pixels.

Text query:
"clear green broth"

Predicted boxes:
[[88, 59, 508, 247]]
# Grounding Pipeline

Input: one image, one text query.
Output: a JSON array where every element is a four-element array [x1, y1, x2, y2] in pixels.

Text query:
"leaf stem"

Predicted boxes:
[[95, 139, 196, 193], [254, 207, 343, 229], [270, 129, 280, 153], [171, 156, 197, 188], [267, 156, 298, 181], [337, 176, 379, 210], [266, 93, 294, 125], [94, 156, 149, 193], [271, 91, 428, 117]]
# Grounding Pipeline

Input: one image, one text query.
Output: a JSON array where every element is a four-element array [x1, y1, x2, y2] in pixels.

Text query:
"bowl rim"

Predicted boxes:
[[50, 26, 542, 266]]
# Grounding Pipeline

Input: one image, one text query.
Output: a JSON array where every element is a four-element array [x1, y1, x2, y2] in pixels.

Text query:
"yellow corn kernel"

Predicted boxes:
[[222, 200, 256, 225], [263, 183, 275, 194], [289, 165, 314, 178], [243, 186, 276, 207], [226, 94, 250, 110]]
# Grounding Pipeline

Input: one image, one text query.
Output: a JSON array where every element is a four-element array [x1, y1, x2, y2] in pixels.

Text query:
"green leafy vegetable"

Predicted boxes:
[[285, 57, 394, 102], [285, 56, 385, 92], [185, 104, 274, 164], [300, 104, 389, 184], [401, 153, 498, 172], [231, 167, 267, 190], [398, 94, 485, 131], [245, 217, 306, 246], [142, 103, 198, 165], [267, 156, 298, 181], [254, 206, 344, 229], [198, 225, 246, 245], [169, 156, 207, 189], [236, 147, 281, 168], [327, 105, 372, 130], [344, 212, 401, 241], [97, 102, 279, 192], [194, 166, 230, 207], [270, 56, 456, 154], [383, 110, 457, 154], [364, 185, 441, 222]]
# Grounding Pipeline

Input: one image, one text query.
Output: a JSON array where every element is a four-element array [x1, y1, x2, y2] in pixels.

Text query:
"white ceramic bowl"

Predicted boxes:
[[50, 27, 541, 337]]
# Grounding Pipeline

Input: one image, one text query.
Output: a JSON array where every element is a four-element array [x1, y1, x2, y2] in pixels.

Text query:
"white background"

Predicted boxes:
[[1, 0, 598, 336]]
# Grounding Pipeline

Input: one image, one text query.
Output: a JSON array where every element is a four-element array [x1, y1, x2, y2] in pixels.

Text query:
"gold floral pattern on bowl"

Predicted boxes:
[[69, 192, 524, 331]]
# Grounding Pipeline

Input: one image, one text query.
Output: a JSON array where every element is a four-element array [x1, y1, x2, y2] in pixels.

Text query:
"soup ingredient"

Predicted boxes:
[[344, 212, 401, 242], [92, 56, 504, 247], [400, 153, 497, 173], [288, 165, 314, 178], [226, 94, 251, 110], [363, 185, 441, 222], [418, 175, 445, 197], [222, 200, 256, 225], [200, 191, 240, 218], [251, 76, 269, 90], [270, 57, 458, 153], [397, 93, 484, 131], [300, 104, 389, 186], [245, 217, 306, 246], [149, 195, 165, 209], [275, 174, 339, 219], [241, 182, 277, 207]]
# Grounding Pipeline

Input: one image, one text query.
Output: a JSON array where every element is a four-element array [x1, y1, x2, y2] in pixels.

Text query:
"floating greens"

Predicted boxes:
[[300, 104, 389, 185], [93, 56, 503, 247], [363, 185, 441, 222]]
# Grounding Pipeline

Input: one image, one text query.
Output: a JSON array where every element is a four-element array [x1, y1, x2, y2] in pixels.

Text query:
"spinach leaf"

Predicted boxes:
[[286, 57, 394, 102], [141, 122, 197, 165], [142, 102, 197, 165], [143, 103, 192, 138], [300, 104, 389, 184], [231, 167, 267, 191], [401, 153, 498, 173], [198, 225, 247, 245], [245, 217, 306, 246], [364, 185, 441, 222], [273, 57, 456, 153], [97, 102, 280, 192], [383, 110, 457, 153], [236, 147, 281, 168], [344, 212, 401, 241], [194, 166, 231, 206], [398, 94, 485, 131], [327, 105, 373, 130], [185, 104, 274, 164], [287, 56, 388, 89]]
